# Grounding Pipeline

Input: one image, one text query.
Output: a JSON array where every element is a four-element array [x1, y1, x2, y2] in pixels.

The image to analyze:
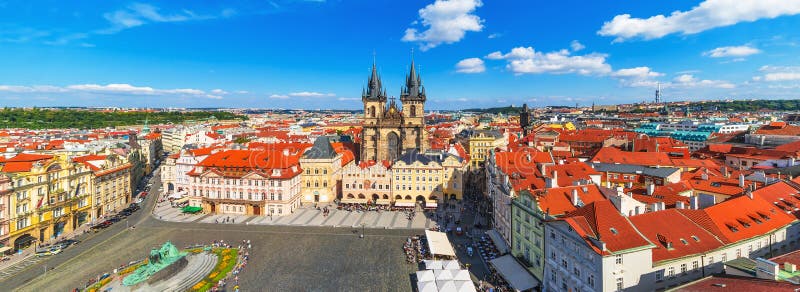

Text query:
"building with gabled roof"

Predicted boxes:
[[186, 149, 303, 216], [544, 200, 655, 292]]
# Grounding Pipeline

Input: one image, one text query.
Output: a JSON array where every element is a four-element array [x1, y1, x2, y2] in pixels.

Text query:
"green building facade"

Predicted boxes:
[[510, 189, 547, 282]]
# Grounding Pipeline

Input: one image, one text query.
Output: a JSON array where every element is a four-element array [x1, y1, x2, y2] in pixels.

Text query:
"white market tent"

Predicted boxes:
[[434, 269, 454, 281], [454, 280, 477, 292], [452, 269, 471, 281], [436, 280, 458, 292], [417, 270, 436, 282], [425, 230, 456, 257], [442, 260, 461, 270], [418, 280, 438, 292], [490, 255, 540, 291], [424, 260, 444, 270]]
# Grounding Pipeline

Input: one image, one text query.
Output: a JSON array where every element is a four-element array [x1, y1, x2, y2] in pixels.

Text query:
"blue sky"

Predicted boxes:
[[1, 0, 800, 109]]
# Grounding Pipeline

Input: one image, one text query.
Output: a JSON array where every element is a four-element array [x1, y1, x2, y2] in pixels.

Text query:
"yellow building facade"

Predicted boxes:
[[390, 151, 466, 207], [468, 130, 507, 168], [2, 154, 93, 251]]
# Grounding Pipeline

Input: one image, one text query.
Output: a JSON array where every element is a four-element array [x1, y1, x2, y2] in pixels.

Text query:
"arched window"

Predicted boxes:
[[410, 105, 417, 117], [370, 106, 376, 118]]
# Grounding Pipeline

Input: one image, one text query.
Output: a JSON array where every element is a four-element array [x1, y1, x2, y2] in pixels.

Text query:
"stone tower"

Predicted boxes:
[[360, 59, 427, 162]]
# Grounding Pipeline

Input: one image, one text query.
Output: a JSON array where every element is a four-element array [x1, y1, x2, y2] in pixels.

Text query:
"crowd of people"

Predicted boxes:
[[210, 239, 252, 292], [403, 235, 430, 264], [336, 202, 413, 212]]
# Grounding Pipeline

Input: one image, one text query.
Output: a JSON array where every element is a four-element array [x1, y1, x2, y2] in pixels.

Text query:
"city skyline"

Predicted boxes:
[[1, 0, 800, 109]]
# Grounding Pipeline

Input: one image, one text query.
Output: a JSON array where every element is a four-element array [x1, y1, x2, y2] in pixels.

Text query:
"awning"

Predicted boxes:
[[486, 229, 510, 254], [168, 191, 186, 199], [454, 280, 477, 292], [181, 206, 203, 214], [375, 199, 391, 205], [0, 246, 12, 253], [340, 198, 368, 204], [425, 202, 438, 208], [395, 201, 416, 207], [424, 260, 443, 270], [425, 230, 456, 257], [173, 197, 190, 204], [489, 255, 539, 291]]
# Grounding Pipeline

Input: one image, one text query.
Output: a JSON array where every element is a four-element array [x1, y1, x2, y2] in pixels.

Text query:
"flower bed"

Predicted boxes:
[[190, 248, 239, 292], [84, 276, 112, 292]]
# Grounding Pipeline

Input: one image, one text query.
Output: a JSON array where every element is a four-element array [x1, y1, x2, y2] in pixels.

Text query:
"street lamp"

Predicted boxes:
[[360, 223, 366, 238]]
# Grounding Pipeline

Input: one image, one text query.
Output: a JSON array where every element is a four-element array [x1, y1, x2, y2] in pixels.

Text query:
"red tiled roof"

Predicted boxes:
[[589, 147, 673, 166], [191, 149, 302, 179], [754, 123, 800, 136], [561, 200, 653, 255], [678, 194, 796, 244], [752, 181, 800, 219], [0, 153, 54, 163], [537, 184, 608, 216], [675, 274, 799, 291], [629, 209, 724, 263]]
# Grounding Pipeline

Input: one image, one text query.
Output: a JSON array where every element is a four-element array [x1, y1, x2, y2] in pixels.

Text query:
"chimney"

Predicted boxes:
[[283, 148, 290, 156], [747, 189, 754, 200], [540, 164, 546, 175], [676, 201, 685, 209], [550, 170, 559, 188], [720, 165, 728, 178], [690, 196, 699, 210], [701, 173, 708, 181], [739, 174, 745, 188], [571, 189, 579, 206], [658, 201, 666, 211], [785, 262, 797, 273], [647, 183, 655, 196]]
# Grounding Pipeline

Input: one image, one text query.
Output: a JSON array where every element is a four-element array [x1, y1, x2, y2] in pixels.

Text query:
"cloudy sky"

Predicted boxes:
[[1, 0, 800, 109]]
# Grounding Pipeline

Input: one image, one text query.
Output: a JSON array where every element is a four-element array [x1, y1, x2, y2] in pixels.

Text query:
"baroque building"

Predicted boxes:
[[361, 60, 427, 162]]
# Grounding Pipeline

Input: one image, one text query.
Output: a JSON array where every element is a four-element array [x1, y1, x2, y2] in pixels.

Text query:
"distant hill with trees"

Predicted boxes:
[[0, 108, 246, 129]]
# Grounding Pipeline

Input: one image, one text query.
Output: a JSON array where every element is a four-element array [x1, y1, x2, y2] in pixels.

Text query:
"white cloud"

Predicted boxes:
[[487, 33, 501, 39], [288, 91, 335, 97], [487, 46, 611, 75], [337, 97, 361, 101], [269, 94, 289, 99], [0, 83, 224, 98], [402, 0, 484, 50], [598, 0, 800, 41], [455, 58, 485, 73], [671, 74, 736, 88], [753, 65, 800, 81], [99, 3, 223, 34], [210, 89, 228, 95], [703, 45, 761, 58], [570, 40, 585, 52], [612, 67, 663, 78], [612, 67, 664, 87]]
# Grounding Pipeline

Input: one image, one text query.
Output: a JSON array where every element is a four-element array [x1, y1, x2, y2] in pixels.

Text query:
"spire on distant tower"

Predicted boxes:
[[655, 82, 662, 104]]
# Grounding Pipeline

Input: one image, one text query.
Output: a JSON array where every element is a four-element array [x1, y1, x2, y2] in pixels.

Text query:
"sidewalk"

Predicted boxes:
[[152, 200, 438, 229]]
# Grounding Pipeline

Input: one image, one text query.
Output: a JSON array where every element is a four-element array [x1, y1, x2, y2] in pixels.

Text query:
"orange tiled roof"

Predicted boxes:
[[561, 200, 653, 255], [630, 209, 725, 263], [536, 184, 608, 216], [678, 194, 796, 244]]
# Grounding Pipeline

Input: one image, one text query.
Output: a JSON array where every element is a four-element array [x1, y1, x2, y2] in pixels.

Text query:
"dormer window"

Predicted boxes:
[[610, 228, 618, 235], [691, 236, 700, 242], [680, 239, 688, 245]]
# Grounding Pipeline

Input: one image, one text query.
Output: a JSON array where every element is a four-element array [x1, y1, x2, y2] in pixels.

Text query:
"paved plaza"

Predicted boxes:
[[153, 200, 450, 230], [4, 221, 423, 291]]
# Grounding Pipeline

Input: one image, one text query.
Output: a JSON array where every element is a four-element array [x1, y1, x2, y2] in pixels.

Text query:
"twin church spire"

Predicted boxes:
[[362, 58, 425, 102]]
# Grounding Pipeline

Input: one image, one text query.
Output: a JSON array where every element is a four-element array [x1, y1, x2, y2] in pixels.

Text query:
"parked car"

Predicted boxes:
[[91, 221, 113, 229]]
